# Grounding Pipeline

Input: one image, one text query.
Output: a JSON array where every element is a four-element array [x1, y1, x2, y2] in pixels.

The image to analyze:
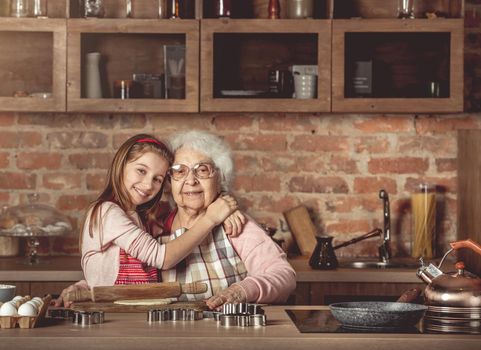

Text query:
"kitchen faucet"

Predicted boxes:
[[378, 189, 392, 263]]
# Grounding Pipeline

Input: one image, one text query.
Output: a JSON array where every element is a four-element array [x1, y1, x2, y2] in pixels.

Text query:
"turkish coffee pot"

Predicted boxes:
[[417, 239, 481, 307]]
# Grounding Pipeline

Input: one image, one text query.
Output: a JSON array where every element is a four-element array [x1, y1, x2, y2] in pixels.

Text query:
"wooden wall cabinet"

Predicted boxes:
[[332, 19, 463, 113], [0, 18, 66, 112], [67, 19, 199, 113], [200, 19, 331, 112]]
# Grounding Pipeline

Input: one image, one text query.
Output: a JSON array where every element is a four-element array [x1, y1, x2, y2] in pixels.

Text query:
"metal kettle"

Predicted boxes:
[[417, 239, 481, 307]]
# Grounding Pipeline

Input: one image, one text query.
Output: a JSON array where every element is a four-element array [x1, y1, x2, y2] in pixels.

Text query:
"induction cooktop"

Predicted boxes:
[[285, 310, 421, 334]]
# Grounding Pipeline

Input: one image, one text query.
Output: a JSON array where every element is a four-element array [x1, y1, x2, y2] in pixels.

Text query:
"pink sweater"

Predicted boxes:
[[81, 202, 296, 303]]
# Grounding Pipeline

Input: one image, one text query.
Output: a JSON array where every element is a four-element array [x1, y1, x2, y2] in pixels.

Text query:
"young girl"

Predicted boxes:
[[55, 134, 238, 306]]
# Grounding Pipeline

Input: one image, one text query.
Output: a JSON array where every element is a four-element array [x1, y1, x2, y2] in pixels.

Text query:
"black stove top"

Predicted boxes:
[[286, 310, 421, 334]]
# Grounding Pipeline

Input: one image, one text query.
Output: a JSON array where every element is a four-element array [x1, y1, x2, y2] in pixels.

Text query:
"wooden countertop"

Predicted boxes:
[[0, 306, 478, 350], [0, 256, 423, 283]]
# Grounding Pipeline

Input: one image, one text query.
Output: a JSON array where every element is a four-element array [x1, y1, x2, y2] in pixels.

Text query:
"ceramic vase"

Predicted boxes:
[[85, 52, 102, 98]]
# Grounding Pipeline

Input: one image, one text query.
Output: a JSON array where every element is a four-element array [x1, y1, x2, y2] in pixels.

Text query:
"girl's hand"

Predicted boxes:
[[205, 195, 238, 226], [222, 210, 246, 237]]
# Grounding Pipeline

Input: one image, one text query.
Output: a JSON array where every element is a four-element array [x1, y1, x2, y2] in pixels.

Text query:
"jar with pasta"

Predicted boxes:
[[411, 184, 436, 259]]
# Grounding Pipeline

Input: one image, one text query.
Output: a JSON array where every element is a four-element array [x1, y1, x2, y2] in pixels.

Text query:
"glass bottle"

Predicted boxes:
[[215, 0, 231, 18], [268, 0, 280, 19], [167, 0, 180, 18], [411, 184, 436, 259], [10, 0, 29, 17], [32, 0, 48, 18]]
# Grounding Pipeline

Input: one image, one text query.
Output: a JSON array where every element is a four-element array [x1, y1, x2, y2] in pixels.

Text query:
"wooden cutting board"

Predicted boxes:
[[70, 301, 207, 313]]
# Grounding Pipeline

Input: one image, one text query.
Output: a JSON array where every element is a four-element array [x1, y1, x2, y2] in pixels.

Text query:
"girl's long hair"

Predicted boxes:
[[80, 134, 174, 249]]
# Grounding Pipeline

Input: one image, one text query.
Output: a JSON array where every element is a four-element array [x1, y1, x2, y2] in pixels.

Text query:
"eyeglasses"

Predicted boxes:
[[168, 162, 217, 181]]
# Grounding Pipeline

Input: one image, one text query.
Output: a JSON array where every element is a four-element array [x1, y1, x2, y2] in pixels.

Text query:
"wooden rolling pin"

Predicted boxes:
[[64, 282, 208, 303]]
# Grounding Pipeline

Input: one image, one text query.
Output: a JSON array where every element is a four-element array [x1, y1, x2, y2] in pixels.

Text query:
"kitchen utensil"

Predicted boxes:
[[417, 239, 481, 307], [69, 300, 206, 313], [64, 281, 208, 303], [0, 284, 16, 302], [309, 236, 338, 269], [329, 301, 427, 329]]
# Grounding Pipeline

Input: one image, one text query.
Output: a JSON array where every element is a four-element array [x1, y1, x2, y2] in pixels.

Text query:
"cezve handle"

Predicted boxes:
[[65, 282, 207, 303], [450, 239, 481, 257]]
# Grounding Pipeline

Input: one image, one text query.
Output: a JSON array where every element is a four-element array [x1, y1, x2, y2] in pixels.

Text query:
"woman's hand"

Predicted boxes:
[[205, 284, 247, 310], [53, 280, 89, 308], [222, 210, 246, 237], [205, 195, 238, 226]]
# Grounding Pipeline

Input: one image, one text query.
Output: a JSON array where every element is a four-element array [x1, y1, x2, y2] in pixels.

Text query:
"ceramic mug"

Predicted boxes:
[[293, 74, 316, 99]]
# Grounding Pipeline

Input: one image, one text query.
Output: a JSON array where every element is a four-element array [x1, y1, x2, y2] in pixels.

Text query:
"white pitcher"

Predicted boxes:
[[85, 52, 102, 98]]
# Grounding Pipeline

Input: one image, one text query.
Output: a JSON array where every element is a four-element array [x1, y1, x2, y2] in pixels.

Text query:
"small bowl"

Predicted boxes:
[[0, 284, 16, 302]]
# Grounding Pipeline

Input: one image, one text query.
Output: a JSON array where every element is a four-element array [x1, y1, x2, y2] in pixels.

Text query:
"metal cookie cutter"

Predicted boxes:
[[217, 303, 267, 327], [73, 311, 104, 326], [147, 308, 203, 323]]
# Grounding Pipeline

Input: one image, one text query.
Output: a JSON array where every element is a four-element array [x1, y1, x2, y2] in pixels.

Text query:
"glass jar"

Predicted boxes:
[[10, 0, 29, 17], [215, 0, 231, 18], [32, 0, 48, 18], [286, 0, 313, 19], [84, 0, 105, 18], [411, 184, 436, 258]]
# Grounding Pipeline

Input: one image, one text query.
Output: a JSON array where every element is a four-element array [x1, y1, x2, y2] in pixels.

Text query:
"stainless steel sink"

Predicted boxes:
[[340, 258, 421, 269]]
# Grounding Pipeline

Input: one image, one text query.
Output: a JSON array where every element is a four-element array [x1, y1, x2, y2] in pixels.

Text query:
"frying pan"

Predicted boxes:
[[329, 302, 427, 329]]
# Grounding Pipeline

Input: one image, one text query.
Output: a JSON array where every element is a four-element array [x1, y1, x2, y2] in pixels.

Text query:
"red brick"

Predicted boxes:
[[42, 173, 82, 190], [213, 114, 255, 130], [57, 195, 94, 211], [292, 155, 326, 173], [290, 135, 348, 152], [0, 152, 9, 168], [69, 153, 113, 170], [47, 132, 108, 149], [415, 116, 478, 134], [0, 131, 42, 148], [233, 154, 261, 174], [0, 192, 10, 203], [257, 195, 300, 212], [324, 196, 382, 213], [325, 219, 372, 235], [0, 172, 36, 189], [19, 192, 51, 204], [436, 158, 457, 172], [353, 177, 397, 194], [354, 116, 413, 133], [0, 113, 15, 126], [259, 114, 318, 132], [119, 114, 147, 128], [327, 156, 359, 174], [260, 154, 299, 172], [150, 114, 212, 132], [225, 134, 287, 152], [397, 135, 456, 156], [86, 173, 106, 191], [233, 175, 281, 192], [16, 152, 62, 170], [368, 157, 428, 174], [288, 176, 348, 193], [354, 136, 390, 154], [18, 114, 83, 128]]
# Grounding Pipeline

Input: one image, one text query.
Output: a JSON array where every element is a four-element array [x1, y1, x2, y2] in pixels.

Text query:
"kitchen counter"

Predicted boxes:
[[0, 306, 478, 350], [0, 256, 421, 283]]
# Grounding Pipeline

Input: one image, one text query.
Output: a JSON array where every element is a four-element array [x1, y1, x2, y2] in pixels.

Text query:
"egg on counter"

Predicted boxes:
[[0, 302, 17, 316], [25, 301, 39, 311], [12, 296, 23, 302], [18, 302, 37, 316]]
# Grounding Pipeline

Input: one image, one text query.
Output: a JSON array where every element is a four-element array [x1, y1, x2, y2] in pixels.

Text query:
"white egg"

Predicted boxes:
[[29, 299, 42, 308], [25, 301, 39, 312], [12, 296, 23, 302], [0, 302, 17, 316], [31, 297, 43, 304], [18, 302, 37, 316]]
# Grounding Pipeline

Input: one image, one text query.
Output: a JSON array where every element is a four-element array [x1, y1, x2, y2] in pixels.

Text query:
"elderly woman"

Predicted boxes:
[[162, 130, 296, 308]]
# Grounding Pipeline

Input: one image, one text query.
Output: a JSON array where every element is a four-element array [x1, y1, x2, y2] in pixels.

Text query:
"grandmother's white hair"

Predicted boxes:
[[169, 130, 234, 192]]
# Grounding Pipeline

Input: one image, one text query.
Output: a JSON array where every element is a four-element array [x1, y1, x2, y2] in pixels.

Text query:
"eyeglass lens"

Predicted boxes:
[[169, 163, 215, 180]]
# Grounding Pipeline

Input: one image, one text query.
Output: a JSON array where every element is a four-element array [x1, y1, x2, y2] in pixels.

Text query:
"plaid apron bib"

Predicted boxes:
[[160, 211, 247, 301]]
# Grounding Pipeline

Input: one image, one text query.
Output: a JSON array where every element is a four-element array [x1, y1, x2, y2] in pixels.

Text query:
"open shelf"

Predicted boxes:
[[200, 19, 331, 112]]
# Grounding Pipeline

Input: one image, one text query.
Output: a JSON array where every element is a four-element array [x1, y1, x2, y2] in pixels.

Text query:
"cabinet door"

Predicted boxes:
[[0, 18, 67, 112], [67, 19, 199, 113], [200, 19, 331, 113], [332, 19, 463, 113]]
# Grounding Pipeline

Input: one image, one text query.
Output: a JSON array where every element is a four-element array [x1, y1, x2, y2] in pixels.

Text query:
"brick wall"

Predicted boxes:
[[1, 1, 481, 259]]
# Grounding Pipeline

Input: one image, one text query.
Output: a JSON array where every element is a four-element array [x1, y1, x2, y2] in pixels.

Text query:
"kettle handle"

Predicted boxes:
[[449, 239, 481, 257]]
